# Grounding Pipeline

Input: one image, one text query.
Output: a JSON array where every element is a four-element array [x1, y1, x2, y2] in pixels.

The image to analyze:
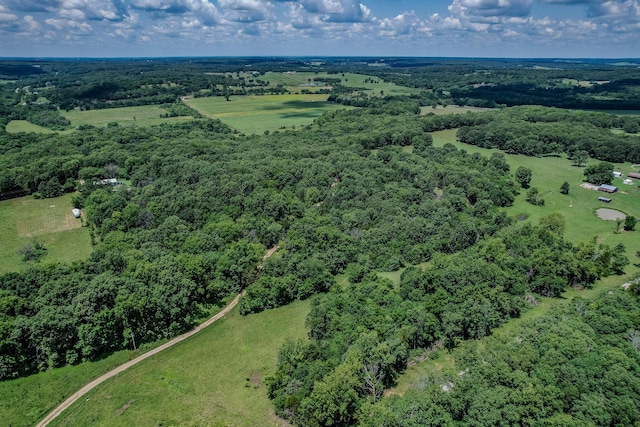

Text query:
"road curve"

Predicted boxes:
[[36, 246, 278, 427]]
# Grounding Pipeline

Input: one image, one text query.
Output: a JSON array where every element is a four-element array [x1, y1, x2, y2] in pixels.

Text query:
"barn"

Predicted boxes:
[[598, 184, 618, 193], [628, 172, 640, 180]]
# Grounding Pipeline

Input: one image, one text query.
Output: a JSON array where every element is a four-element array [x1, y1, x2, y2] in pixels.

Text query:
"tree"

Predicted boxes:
[[571, 150, 589, 167], [514, 166, 532, 188], [560, 181, 570, 194], [525, 187, 545, 206], [624, 215, 636, 231], [584, 162, 614, 185]]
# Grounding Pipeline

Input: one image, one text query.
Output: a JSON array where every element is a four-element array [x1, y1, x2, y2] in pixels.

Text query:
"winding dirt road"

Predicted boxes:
[[36, 245, 278, 427]]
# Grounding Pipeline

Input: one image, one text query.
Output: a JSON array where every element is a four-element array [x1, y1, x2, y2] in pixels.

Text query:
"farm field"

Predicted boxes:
[[5, 106, 196, 134], [45, 300, 310, 427], [61, 105, 195, 128], [0, 193, 92, 274], [259, 71, 421, 97], [184, 94, 351, 134]]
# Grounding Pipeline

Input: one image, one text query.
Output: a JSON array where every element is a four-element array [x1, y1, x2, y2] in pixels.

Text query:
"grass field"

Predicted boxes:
[[184, 94, 351, 134], [249, 71, 420, 97], [44, 300, 309, 427], [5, 106, 196, 134], [0, 193, 92, 274], [61, 105, 195, 128], [5, 120, 58, 134]]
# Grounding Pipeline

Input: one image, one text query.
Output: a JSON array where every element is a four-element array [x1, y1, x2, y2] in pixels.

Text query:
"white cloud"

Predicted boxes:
[[379, 11, 425, 37], [45, 17, 93, 33]]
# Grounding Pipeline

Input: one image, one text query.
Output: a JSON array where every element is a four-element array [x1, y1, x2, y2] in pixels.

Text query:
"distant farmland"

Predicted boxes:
[[184, 94, 351, 134]]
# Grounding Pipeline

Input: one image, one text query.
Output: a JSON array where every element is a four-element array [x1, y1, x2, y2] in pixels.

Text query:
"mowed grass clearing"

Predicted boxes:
[[184, 94, 351, 134], [46, 300, 310, 427], [0, 193, 92, 273]]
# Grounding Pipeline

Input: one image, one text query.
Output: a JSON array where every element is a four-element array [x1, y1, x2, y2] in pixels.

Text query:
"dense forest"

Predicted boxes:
[[1, 58, 640, 425]]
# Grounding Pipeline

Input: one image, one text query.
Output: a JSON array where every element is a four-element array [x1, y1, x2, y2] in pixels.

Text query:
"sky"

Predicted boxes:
[[0, 0, 638, 58]]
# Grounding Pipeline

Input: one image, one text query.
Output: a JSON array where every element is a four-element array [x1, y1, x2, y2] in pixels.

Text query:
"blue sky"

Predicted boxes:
[[0, 0, 638, 58]]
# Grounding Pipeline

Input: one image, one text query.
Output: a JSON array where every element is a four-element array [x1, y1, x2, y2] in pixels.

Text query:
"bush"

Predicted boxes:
[[525, 187, 545, 206]]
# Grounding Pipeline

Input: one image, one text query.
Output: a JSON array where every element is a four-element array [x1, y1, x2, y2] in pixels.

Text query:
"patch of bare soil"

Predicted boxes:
[[596, 208, 626, 221]]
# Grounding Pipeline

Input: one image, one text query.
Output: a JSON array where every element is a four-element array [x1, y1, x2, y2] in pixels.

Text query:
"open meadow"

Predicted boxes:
[[41, 300, 310, 427], [4, 105, 196, 134], [61, 105, 195, 128], [259, 71, 421, 97], [0, 193, 92, 274], [183, 94, 351, 134]]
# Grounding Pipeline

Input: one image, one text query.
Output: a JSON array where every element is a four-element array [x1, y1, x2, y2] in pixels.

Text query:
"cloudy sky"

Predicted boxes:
[[0, 0, 638, 58]]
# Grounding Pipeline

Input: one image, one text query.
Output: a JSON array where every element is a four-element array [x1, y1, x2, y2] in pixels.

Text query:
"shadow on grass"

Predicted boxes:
[[259, 100, 327, 111]]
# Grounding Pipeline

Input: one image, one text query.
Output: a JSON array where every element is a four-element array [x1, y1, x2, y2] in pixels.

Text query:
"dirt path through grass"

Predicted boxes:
[[36, 245, 279, 427]]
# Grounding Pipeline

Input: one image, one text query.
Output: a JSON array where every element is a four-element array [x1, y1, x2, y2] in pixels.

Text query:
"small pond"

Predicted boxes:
[[596, 208, 626, 221]]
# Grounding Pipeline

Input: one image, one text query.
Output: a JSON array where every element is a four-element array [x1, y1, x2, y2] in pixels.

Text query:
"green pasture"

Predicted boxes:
[[6, 106, 196, 134], [430, 128, 640, 253], [0, 343, 167, 427], [259, 71, 420, 97], [0, 193, 92, 274], [61, 105, 195, 128], [46, 300, 309, 427], [5, 120, 57, 134], [184, 94, 351, 134]]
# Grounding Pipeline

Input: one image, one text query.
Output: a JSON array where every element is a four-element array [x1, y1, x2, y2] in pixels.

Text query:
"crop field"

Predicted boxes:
[[184, 94, 351, 134], [61, 105, 195, 128], [45, 300, 310, 427], [0, 193, 92, 273]]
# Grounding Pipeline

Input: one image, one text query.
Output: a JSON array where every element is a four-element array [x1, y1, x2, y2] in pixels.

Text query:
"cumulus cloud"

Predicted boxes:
[[378, 11, 425, 37], [454, 0, 533, 17], [218, 0, 273, 22]]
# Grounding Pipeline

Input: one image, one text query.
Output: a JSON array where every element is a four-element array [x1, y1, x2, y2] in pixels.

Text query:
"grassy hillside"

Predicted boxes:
[[184, 94, 351, 134], [0, 193, 92, 274], [45, 300, 310, 427]]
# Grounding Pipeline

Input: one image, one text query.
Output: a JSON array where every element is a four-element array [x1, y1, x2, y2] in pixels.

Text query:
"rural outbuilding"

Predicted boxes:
[[624, 179, 633, 185], [598, 196, 612, 203], [72, 208, 81, 218], [598, 184, 618, 193], [628, 172, 640, 180], [613, 171, 623, 178]]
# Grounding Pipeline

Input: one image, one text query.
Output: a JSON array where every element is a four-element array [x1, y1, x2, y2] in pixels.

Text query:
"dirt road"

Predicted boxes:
[[36, 245, 278, 427]]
